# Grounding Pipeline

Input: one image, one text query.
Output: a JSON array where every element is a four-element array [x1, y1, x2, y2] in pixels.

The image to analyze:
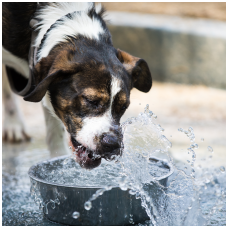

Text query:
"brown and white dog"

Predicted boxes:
[[2, 2, 152, 169]]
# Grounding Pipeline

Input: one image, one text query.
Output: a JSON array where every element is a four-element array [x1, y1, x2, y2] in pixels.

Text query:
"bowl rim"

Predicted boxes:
[[28, 155, 174, 189]]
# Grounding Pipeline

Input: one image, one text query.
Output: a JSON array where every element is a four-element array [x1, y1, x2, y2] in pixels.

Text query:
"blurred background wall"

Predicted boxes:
[[101, 2, 226, 89]]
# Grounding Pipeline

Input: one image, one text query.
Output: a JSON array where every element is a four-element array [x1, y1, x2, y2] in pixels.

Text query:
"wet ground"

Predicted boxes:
[[2, 82, 226, 225]]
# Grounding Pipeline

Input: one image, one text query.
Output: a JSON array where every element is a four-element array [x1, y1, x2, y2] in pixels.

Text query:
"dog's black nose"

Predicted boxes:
[[101, 133, 121, 152]]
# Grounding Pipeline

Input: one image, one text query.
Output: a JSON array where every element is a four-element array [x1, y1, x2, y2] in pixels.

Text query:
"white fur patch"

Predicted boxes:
[[76, 112, 111, 150], [33, 2, 105, 61], [110, 76, 122, 113], [76, 76, 121, 150], [2, 47, 29, 78]]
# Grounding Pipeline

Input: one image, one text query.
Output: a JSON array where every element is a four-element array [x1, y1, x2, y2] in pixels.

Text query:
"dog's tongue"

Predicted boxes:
[[70, 143, 101, 169]]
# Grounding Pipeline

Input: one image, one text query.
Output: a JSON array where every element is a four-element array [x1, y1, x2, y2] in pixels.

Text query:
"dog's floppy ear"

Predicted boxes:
[[24, 51, 79, 102], [117, 49, 152, 92]]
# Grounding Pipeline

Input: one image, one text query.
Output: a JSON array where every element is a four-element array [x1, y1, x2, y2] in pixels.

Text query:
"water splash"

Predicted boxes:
[[24, 105, 226, 226]]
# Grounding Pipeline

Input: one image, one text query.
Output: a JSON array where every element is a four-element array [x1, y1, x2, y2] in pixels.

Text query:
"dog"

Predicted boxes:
[[2, 2, 152, 169]]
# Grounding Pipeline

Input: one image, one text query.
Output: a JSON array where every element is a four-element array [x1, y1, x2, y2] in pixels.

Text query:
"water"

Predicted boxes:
[[2, 105, 226, 226], [31, 156, 170, 187], [72, 211, 80, 219]]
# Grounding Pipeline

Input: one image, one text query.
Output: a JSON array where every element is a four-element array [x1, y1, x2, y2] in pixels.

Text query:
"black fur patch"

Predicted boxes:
[[2, 2, 37, 60]]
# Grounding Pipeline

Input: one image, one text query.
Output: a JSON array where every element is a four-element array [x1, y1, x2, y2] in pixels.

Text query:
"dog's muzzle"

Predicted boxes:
[[70, 130, 123, 169]]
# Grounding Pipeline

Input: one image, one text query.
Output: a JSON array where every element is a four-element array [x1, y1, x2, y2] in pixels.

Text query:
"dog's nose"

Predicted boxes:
[[101, 133, 121, 152]]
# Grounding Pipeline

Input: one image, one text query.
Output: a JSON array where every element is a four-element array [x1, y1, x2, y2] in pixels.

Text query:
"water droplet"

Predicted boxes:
[[170, 135, 172, 137], [69, 146, 72, 149], [178, 128, 184, 132], [194, 143, 199, 149], [220, 166, 225, 173], [188, 148, 194, 154], [192, 154, 196, 159], [84, 201, 92, 210], [72, 211, 80, 219], [152, 114, 157, 119], [188, 127, 193, 132], [187, 160, 190, 163], [208, 146, 213, 153], [144, 104, 149, 113], [129, 218, 134, 224], [201, 138, 204, 141]]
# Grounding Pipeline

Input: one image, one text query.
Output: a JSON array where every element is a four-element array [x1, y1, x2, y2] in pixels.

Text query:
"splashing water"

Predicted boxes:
[[3, 105, 225, 226], [29, 105, 225, 226], [91, 105, 224, 225]]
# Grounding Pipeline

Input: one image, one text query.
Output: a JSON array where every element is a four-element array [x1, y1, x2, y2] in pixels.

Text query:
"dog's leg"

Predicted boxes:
[[2, 64, 31, 142], [42, 104, 71, 157]]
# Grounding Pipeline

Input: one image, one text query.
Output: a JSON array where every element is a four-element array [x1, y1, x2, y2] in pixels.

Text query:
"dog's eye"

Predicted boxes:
[[89, 100, 99, 106], [83, 96, 99, 107], [121, 105, 127, 111]]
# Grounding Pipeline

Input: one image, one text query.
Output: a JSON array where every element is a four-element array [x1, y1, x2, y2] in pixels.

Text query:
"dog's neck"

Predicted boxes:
[[32, 2, 109, 62]]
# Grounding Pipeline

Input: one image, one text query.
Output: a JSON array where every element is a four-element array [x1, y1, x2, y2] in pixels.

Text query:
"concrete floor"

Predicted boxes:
[[2, 81, 226, 168]]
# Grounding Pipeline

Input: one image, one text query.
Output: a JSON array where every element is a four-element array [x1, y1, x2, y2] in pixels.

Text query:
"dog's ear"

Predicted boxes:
[[24, 51, 80, 102], [117, 49, 152, 93]]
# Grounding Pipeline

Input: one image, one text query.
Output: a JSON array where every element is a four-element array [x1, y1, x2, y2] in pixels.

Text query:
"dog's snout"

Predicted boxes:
[[101, 133, 121, 152]]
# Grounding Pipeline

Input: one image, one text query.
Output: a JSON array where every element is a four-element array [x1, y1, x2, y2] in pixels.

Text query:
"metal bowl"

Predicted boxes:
[[28, 155, 174, 225]]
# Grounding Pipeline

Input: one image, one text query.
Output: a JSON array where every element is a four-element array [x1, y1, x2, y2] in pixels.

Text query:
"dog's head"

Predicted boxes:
[[25, 37, 152, 169]]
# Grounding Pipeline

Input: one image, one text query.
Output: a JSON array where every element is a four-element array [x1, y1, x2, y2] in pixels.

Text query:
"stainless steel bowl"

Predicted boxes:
[[28, 155, 174, 225]]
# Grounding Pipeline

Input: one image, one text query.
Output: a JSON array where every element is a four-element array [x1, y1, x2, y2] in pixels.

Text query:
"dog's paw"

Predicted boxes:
[[2, 114, 31, 143]]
